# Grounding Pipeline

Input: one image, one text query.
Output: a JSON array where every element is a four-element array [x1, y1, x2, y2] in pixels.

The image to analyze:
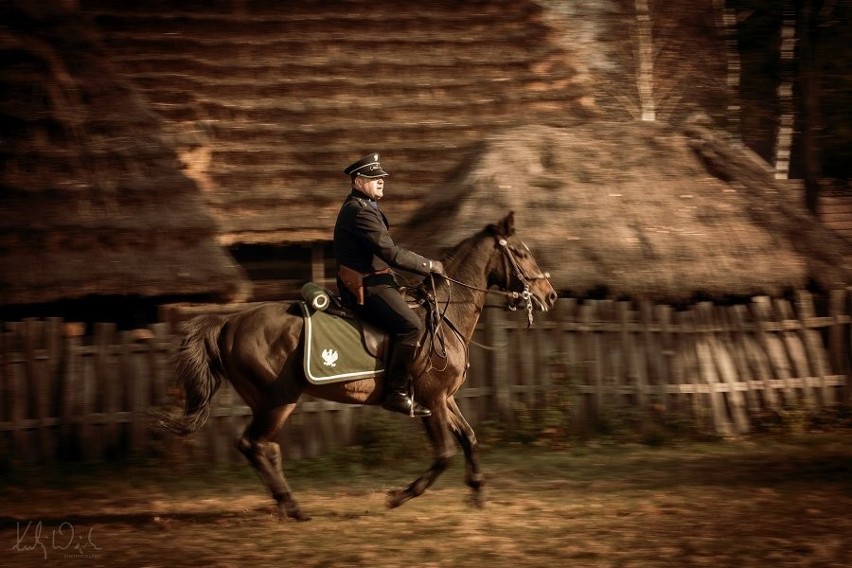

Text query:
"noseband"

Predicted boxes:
[[496, 237, 551, 325]]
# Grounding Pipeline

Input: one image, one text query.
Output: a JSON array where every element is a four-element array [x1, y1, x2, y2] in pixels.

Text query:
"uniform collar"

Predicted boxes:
[[350, 189, 379, 208]]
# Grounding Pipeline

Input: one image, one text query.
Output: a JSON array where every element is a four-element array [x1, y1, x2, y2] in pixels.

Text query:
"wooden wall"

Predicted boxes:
[[821, 194, 852, 241], [2, 290, 850, 465]]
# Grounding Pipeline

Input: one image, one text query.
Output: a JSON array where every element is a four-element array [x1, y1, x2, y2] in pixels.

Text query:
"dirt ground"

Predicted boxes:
[[2, 431, 851, 568]]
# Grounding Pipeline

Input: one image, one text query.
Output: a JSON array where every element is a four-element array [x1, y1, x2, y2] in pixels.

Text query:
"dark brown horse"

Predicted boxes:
[[160, 212, 557, 520]]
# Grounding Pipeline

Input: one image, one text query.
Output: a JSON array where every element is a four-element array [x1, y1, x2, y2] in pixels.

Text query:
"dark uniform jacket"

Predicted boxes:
[[333, 190, 434, 278]]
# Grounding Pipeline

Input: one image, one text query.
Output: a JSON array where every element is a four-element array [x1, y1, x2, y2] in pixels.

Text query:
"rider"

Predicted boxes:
[[333, 153, 446, 418]]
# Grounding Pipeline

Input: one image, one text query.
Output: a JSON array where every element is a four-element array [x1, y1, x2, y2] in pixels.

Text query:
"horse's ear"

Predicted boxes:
[[497, 211, 516, 236]]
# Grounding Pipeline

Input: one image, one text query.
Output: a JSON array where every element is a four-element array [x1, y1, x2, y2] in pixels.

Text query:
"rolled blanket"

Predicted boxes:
[[301, 282, 330, 311]]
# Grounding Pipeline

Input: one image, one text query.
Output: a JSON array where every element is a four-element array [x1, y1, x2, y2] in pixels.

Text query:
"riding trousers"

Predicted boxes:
[[349, 277, 423, 348]]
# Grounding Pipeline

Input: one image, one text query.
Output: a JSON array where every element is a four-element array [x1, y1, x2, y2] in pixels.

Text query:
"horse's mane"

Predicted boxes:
[[442, 228, 488, 264], [440, 226, 497, 284]]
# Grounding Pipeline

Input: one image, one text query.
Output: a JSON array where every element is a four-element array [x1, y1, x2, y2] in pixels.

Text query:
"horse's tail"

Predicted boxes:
[[159, 314, 228, 436]]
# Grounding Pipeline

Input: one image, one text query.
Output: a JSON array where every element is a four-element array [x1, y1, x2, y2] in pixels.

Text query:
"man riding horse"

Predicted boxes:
[[333, 153, 446, 418]]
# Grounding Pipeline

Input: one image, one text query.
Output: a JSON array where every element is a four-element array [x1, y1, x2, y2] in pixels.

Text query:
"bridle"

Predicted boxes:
[[436, 235, 551, 327], [411, 234, 552, 376]]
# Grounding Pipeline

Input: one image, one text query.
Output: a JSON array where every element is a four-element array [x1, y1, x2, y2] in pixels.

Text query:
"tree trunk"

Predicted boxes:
[[797, 0, 823, 215]]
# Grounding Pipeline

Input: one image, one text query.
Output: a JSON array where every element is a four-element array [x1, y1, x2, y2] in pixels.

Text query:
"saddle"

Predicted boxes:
[[297, 284, 391, 384]]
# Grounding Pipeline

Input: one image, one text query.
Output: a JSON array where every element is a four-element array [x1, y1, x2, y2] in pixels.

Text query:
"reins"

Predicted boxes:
[[411, 235, 552, 374]]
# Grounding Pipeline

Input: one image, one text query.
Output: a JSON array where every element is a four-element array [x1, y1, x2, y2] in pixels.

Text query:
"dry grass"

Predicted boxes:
[[2, 431, 851, 567]]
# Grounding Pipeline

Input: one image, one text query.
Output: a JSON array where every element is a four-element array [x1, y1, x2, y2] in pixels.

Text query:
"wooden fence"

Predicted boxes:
[[1, 289, 850, 465]]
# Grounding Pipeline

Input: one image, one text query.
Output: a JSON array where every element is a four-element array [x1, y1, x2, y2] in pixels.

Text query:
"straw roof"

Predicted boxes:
[[0, 5, 250, 308], [399, 119, 852, 302]]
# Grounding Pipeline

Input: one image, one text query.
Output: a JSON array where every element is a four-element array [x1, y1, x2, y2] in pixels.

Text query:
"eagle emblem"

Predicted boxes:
[[321, 348, 339, 367]]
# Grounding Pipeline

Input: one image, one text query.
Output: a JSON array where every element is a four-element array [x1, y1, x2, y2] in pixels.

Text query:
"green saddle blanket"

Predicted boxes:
[[298, 302, 386, 384]]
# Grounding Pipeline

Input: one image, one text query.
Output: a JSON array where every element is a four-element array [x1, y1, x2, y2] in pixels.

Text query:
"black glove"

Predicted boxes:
[[429, 260, 447, 277]]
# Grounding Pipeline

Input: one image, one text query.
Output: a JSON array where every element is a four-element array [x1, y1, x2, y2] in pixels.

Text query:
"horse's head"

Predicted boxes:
[[485, 212, 558, 318]]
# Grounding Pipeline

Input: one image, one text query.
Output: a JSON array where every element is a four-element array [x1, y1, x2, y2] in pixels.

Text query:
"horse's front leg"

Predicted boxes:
[[446, 396, 484, 508], [386, 405, 455, 509]]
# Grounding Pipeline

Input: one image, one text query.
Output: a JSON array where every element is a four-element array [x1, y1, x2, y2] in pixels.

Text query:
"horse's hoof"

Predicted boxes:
[[469, 493, 486, 510], [279, 512, 311, 522], [386, 489, 409, 509], [278, 506, 311, 522]]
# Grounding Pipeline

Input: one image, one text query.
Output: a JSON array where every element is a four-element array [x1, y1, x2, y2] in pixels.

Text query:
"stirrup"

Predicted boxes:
[[383, 392, 431, 418]]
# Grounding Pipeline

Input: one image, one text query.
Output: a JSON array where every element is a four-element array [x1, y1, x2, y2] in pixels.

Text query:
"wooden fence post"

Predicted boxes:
[[5, 322, 28, 462], [710, 306, 750, 434], [774, 299, 817, 408], [827, 288, 851, 404], [654, 304, 674, 412], [796, 290, 835, 406], [695, 303, 734, 437], [578, 302, 602, 423], [752, 296, 796, 404], [484, 306, 512, 423]]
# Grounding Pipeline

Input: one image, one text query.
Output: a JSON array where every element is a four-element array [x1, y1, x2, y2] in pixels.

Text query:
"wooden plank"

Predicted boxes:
[[695, 304, 734, 437], [774, 299, 817, 408], [210, 385, 230, 463], [599, 300, 619, 411], [125, 331, 150, 456], [796, 291, 835, 406], [725, 306, 760, 413], [654, 304, 676, 413], [616, 302, 637, 410], [709, 307, 749, 434], [94, 323, 119, 454], [820, 195, 852, 211], [751, 297, 796, 404], [556, 298, 584, 434], [224, 384, 242, 462], [732, 305, 778, 410], [25, 319, 51, 462], [310, 241, 326, 284], [848, 287, 852, 405], [80, 334, 99, 461], [43, 318, 63, 462], [61, 328, 83, 458], [634, 302, 651, 409], [579, 302, 603, 422], [466, 322, 486, 426], [533, 311, 552, 411], [300, 402, 320, 460], [5, 322, 28, 462], [516, 310, 537, 410], [31, 319, 59, 462], [673, 310, 700, 421], [827, 289, 849, 380], [0, 325, 10, 460], [148, 323, 173, 406], [484, 306, 511, 422]]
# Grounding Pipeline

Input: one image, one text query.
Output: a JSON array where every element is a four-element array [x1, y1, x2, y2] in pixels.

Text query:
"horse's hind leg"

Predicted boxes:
[[446, 396, 485, 508], [237, 404, 309, 521]]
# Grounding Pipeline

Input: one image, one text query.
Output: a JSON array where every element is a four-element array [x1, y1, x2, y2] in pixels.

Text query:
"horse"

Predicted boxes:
[[159, 211, 557, 521]]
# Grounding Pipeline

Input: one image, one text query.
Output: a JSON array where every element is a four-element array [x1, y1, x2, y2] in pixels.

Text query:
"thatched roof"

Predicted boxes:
[[0, 5, 250, 307], [399, 119, 852, 302]]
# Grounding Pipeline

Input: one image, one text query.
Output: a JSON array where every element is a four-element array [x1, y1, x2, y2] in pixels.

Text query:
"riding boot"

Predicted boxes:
[[382, 344, 431, 418]]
